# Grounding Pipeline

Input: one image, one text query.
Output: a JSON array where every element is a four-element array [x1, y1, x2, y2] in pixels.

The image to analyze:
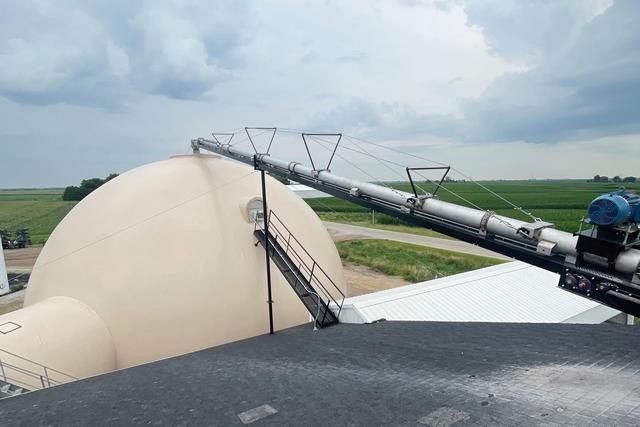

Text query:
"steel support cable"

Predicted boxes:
[[306, 135, 408, 199], [309, 134, 521, 233], [216, 126, 245, 134], [207, 129, 448, 280], [309, 196, 447, 279], [408, 169, 521, 233], [342, 134, 454, 200], [309, 141, 409, 206], [343, 135, 428, 191], [293, 129, 512, 207], [346, 134, 541, 222], [297, 131, 471, 205], [195, 127, 245, 152], [340, 137, 436, 202], [217, 128, 271, 148], [278, 127, 539, 222], [243, 128, 277, 153], [252, 131, 523, 250], [206, 128, 528, 236], [269, 130, 524, 236], [409, 169, 485, 211], [309, 134, 484, 213], [301, 135, 522, 243], [306, 137, 448, 279], [342, 135, 459, 205]]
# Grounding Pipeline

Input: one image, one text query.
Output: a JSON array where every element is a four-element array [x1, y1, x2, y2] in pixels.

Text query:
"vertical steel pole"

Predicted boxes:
[[0, 243, 9, 296], [261, 169, 275, 335]]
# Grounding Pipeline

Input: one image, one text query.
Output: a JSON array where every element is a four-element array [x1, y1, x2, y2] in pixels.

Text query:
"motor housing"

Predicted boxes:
[[587, 189, 640, 227]]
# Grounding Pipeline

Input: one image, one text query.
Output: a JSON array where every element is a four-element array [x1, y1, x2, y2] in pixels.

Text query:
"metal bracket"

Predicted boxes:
[[479, 211, 494, 236], [406, 166, 450, 197], [407, 195, 431, 209], [301, 133, 342, 171], [537, 240, 557, 256], [517, 221, 555, 240], [211, 132, 235, 146], [191, 139, 201, 153], [245, 127, 277, 154]]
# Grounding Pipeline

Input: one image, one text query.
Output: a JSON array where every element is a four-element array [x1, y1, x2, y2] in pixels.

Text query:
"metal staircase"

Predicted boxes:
[[254, 211, 344, 328], [0, 348, 77, 399], [0, 379, 25, 398]]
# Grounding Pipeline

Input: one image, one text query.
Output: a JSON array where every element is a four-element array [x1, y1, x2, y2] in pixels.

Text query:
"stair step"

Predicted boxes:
[[0, 380, 29, 400], [255, 227, 340, 328]]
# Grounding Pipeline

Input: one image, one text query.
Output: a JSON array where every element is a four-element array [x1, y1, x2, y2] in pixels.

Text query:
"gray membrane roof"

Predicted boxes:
[[1, 321, 640, 426]]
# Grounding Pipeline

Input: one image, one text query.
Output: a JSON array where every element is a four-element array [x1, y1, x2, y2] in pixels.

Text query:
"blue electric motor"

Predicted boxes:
[[587, 189, 640, 227]]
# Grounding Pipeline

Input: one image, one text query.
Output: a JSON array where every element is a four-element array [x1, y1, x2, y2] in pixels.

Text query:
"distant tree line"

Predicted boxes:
[[62, 173, 119, 201], [590, 175, 636, 183]]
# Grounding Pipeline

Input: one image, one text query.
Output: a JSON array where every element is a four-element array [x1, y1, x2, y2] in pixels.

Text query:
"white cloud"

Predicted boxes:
[[0, 38, 74, 93], [0, 0, 638, 187], [106, 41, 131, 78]]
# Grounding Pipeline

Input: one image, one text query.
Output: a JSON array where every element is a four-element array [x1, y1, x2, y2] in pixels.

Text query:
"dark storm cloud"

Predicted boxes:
[[0, 1, 247, 108], [310, 0, 639, 145], [457, 0, 640, 143], [1, 0, 638, 187]]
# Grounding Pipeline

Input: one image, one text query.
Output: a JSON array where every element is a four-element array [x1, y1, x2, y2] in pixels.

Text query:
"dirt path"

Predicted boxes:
[[324, 221, 511, 260], [342, 262, 408, 297], [327, 227, 372, 243], [1, 247, 40, 316], [4, 246, 42, 272]]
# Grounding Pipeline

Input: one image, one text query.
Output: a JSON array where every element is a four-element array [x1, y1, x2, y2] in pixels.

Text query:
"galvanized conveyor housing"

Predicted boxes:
[[191, 131, 640, 316]]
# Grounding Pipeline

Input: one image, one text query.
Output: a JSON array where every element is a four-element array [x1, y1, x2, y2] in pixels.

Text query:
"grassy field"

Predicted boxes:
[[337, 239, 505, 282], [0, 189, 76, 244], [306, 180, 640, 234], [0, 180, 637, 245]]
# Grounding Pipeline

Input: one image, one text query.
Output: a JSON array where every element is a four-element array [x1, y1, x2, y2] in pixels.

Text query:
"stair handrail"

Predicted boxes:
[[275, 237, 339, 323], [261, 210, 345, 318], [0, 347, 78, 391], [268, 218, 345, 317], [255, 220, 327, 326]]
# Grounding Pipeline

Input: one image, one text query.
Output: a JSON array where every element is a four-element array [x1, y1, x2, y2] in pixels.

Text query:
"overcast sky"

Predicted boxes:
[[1, 0, 638, 187]]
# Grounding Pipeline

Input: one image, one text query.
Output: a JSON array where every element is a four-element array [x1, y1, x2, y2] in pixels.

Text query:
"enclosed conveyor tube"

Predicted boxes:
[[192, 138, 640, 280]]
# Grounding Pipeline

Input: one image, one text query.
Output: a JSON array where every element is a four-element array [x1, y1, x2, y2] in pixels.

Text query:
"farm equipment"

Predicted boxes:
[[1, 229, 10, 250], [191, 130, 640, 317], [0, 228, 31, 249], [14, 229, 31, 249]]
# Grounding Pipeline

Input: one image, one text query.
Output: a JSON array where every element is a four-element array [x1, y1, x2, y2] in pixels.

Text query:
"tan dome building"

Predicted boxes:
[[0, 154, 345, 389]]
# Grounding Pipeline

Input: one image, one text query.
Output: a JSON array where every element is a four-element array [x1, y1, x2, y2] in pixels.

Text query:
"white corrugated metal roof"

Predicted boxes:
[[287, 184, 328, 199], [338, 261, 620, 324]]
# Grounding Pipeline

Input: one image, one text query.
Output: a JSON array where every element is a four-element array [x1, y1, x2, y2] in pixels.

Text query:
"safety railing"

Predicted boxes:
[[0, 348, 78, 392], [256, 210, 345, 324]]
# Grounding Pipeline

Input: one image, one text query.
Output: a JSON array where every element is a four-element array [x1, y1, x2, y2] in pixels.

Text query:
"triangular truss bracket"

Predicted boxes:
[[245, 127, 277, 154], [406, 166, 451, 197], [211, 133, 235, 146], [301, 133, 342, 171]]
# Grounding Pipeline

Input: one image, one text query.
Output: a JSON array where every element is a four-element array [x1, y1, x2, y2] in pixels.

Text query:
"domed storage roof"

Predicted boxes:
[[25, 154, 345, 369]]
